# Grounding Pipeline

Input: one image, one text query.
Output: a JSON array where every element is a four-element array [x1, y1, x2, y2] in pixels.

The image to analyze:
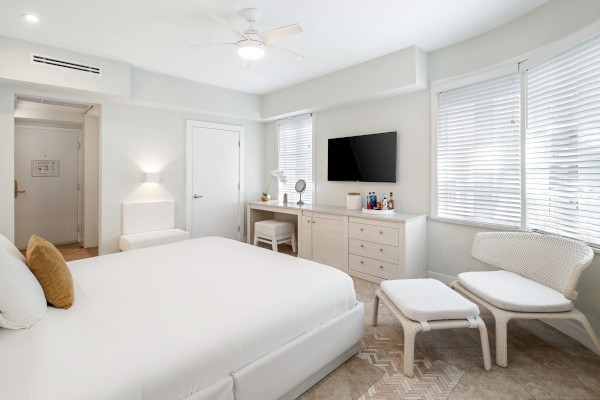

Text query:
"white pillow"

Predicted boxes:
[[0, 233, 26, 263], [0, 248, 47, 329]]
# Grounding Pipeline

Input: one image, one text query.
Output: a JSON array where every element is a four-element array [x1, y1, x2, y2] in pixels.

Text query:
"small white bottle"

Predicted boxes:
[[382, 195, 388, 210]]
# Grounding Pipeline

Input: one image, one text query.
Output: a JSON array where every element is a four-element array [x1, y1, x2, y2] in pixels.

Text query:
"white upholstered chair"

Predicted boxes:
[[451, 232, 599, 367]]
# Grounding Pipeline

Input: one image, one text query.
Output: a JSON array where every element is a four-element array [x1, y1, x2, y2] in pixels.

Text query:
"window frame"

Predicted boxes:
[[430, 63, 521, 230], [275, 113, 316, 203], [430, 23, 600, 250]]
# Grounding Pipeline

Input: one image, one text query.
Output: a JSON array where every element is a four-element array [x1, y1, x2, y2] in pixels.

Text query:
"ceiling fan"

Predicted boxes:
[[192, 8, 304, 64]]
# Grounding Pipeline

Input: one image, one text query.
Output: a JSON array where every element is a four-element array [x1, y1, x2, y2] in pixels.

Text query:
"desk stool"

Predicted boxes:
[[254, 220, 297, 253]]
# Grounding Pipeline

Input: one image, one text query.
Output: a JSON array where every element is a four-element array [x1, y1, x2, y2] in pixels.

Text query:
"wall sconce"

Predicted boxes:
[[145, 172, 160, 183]]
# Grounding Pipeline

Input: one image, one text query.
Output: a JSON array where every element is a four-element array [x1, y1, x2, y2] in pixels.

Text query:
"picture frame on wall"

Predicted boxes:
[[31, 160, 60, 177]]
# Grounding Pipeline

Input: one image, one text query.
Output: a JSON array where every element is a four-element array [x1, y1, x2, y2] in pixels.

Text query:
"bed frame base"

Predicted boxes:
[[280, 343, 361, 400]]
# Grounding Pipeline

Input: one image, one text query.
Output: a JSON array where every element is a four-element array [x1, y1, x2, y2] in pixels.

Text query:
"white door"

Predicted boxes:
[[189, 124, 241, 240], [14, 126, 79, 249]]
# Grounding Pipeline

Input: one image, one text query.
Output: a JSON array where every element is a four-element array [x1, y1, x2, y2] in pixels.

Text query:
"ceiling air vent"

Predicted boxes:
[[30, 54, 102, 76]]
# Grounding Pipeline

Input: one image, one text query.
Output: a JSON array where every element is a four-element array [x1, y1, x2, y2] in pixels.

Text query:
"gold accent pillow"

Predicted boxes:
[[26, 235, 74, 309]]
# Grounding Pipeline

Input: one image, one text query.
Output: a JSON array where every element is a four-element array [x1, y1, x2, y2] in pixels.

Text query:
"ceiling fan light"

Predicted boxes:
[[237, 40, 265, 60]]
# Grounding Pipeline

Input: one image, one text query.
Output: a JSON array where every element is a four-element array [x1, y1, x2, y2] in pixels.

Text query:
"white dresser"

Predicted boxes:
[[247, 201, 426, 283]]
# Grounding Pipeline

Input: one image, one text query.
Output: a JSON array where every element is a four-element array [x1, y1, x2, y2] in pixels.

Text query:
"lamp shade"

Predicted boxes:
[[145, 172, 160, 183], [237, 40, 265, 60]]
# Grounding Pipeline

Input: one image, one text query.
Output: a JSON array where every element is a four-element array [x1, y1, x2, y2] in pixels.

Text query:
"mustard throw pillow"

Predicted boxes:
[[26, 235, 74, 309]]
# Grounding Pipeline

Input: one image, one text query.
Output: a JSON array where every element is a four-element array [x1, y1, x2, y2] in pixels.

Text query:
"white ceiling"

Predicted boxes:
[[0, 0, 547, 94]]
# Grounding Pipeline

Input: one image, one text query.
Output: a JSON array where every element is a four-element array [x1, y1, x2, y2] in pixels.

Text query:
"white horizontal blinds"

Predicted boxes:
[[278, 114, 313, 203], [526, 34, 600, 246], [437, 73, 521, 226]]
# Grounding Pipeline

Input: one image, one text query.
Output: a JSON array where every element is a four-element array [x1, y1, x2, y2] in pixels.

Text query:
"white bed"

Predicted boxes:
[[0, 237, 364, 400]]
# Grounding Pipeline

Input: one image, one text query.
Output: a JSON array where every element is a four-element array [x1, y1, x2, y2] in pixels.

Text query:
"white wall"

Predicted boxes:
[[100, 102, 265, 254], [312, 92, 429, 211], [262, 46, 428, 120], [83, 112, 99, 247], [0, 36, 130, 97], [0, 89, 15, 241]]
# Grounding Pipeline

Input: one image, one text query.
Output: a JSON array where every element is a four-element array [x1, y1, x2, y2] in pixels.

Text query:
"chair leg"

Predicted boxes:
[[291, 232, 297, 253], [403, 327, 418, 377], [476, 317, 492, 371], [372, 294, 380, 326], [574, 314, 600, 355], [271, 239, 278, 252], [495, 315, 510, 367]]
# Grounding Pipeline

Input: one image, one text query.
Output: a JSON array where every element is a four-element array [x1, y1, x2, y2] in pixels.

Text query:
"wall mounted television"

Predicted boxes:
[[328, 131, 397, 183]]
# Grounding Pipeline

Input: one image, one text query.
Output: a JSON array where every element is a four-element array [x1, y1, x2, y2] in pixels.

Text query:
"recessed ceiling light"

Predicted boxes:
[[22, 14, 41, 23]]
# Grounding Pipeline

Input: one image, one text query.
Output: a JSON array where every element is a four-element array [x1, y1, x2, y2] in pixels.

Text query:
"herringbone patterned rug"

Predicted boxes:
[[356, 331, 464, 400]]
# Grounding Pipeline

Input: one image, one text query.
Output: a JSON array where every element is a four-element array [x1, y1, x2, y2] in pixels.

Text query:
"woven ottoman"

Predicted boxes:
[[372, 278, 492, 377]]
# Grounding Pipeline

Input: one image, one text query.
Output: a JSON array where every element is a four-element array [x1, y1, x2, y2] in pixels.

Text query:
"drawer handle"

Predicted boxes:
[[360, 261, 364, 264], [379, 248, 383, 252], [312, 221, 315, 224], [360, 244, 364, 248], [379, 231, 383, 234], [379, 265, 383, 269], [360, 228, 364, 231]]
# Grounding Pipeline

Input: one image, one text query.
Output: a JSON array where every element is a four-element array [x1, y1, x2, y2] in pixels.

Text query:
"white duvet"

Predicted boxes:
[[0, 237, 357, 400]]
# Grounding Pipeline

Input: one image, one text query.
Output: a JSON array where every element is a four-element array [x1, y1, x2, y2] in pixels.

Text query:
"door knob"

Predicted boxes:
[[193, 194, 203, 199]]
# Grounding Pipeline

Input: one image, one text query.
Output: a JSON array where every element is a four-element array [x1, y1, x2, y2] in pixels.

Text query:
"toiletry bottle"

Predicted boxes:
[[373, 192, 378, 208], [369, 192, 374, 209], [388, 192, 395, 210], [366, 193, 371, 209], [382, 195, 388, 210]]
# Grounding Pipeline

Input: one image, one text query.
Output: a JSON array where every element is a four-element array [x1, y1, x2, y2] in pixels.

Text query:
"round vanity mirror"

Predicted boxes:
[[295, 179, 306, 205]]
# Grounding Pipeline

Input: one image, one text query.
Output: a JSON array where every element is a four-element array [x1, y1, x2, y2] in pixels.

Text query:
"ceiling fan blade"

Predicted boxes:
[[188, 43, 235, 48], [271, 44, 305, 60], [260, 23, 302, 44], [207, 12, 248, 40]]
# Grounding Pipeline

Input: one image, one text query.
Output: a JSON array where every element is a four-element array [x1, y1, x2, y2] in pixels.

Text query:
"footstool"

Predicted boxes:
[[372, 278, 492, 377]]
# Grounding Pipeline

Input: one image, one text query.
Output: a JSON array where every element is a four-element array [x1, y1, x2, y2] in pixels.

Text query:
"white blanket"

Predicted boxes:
[[0, 237, 357, 400]]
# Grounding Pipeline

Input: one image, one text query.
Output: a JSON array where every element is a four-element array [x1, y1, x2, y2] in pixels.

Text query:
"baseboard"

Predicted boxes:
[[427, 271, 456, 285], [426, 271, 599, 355]]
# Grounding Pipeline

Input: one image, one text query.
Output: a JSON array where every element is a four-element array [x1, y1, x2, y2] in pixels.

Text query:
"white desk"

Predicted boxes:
[[247, 201, 427, 283]]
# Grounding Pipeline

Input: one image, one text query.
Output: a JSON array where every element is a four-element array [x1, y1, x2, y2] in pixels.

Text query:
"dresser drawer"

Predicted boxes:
[[348, 222, 398, 246], [349, 238, 399, 264], [349, 254, 399, 280]]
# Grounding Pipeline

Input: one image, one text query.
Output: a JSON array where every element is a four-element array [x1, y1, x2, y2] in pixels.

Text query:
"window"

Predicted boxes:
[[436, 73, 521, 226], [277, 114, 313, 203], [526, 34, 600, 246], [434, 33, 600, 247]]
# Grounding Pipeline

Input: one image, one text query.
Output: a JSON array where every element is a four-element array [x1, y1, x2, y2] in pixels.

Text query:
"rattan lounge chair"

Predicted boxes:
[[451, 232, 600, 367]]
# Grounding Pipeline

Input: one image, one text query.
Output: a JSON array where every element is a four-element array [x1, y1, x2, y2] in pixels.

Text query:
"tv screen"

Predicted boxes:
[[328, 131, 397, 183]]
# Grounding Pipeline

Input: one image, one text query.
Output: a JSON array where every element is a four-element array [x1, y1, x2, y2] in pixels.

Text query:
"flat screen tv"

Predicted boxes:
[[328, 131, 397, 183]]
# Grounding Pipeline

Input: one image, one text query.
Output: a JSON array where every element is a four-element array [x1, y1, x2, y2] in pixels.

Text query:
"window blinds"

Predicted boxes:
[[437, 73, 521, 226], [526, 34, 600, 246], [277, 114, 313, 203]]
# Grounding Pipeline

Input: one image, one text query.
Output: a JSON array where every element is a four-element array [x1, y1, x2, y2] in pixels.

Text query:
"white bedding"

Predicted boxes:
[[0, 237, 357, 400]]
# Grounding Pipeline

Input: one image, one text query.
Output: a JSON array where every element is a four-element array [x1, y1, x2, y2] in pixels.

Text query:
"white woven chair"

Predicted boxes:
[[451, 232, 599, 367]]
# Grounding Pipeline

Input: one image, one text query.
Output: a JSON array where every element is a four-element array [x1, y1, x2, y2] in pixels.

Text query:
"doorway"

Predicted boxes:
[[14, 126, 79, 249], [13, 96, 100, 256], [186, 121, 244, 240]]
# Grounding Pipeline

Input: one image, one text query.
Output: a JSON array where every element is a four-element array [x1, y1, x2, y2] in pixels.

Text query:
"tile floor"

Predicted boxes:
[[300, 277, 600, 400]]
